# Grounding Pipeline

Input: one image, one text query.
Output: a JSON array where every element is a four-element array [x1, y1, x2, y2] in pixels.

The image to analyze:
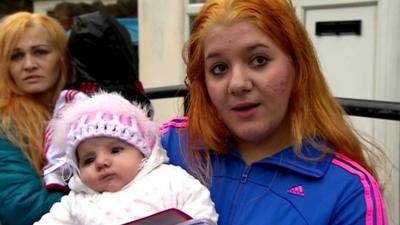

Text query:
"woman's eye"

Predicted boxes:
[[10, 52, 24, 61], [111, 146, 124, 154], [250, 56, 269, 67], [210, 64, 227, 75], [34, 49, 48, 56]]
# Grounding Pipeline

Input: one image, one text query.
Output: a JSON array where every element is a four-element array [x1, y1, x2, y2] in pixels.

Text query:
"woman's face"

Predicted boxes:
[[204, 21, 295, 151], [9, 26, 61, 100]]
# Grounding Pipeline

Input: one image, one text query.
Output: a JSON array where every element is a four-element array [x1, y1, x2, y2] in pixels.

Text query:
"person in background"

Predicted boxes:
[[48, 0, 139, 31], [67, 11, 149, 111], [161, 0, 388, 224], [35, 92, 218, 225], [0, 12, 72, 225], [48, 2, 88, 31]]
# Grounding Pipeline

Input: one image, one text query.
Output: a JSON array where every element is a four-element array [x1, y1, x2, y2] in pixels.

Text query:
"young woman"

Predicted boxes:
[[0, 12, 72, 225], [161, 0, 387, 224]]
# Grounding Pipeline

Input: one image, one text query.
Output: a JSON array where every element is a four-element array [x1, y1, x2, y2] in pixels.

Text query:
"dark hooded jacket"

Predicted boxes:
[[67, 11, 152, 116]]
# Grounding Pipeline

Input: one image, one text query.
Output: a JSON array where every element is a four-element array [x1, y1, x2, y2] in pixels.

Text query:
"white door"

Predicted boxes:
[[297, 0, 399, 224]]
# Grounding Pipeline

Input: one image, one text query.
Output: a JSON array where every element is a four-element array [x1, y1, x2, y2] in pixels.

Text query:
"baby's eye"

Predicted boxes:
[[111, 146, 124, 154], [210, 64, 228, 75], [250, 55, 269, 67], [82, 157, 95, 166]]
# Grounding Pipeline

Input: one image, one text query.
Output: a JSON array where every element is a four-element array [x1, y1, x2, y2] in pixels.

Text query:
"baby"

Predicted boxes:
[[35, 91, 218, 225]]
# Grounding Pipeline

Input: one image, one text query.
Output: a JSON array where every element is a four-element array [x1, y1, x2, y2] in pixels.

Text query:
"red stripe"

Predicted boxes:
[[67, 90, 78, 102], [63, 90, 69, 103]]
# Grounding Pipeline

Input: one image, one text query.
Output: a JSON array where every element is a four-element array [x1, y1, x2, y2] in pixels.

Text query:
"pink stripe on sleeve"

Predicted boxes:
[[161, 128, 168, 135], [332, 154, 385, 225], [335, 153, 386, 225], [161, 122, 187, 135], [161, 117, 188, 134], [162, 121, 188, 128], [332, 159, 373, 225]]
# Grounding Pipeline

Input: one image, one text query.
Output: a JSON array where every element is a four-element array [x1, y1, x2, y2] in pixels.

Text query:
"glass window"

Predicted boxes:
[[189, 0, 205, 3]]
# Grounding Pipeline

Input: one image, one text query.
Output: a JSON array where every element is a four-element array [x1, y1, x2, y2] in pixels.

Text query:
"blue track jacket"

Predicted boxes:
[[161, 117, 387, 225]]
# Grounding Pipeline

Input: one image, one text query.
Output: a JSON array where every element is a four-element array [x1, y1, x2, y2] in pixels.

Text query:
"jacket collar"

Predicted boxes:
[[228, 142, 333, 178]]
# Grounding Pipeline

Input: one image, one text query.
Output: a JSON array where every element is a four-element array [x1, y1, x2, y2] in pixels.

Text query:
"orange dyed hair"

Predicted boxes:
[[184, 0, 377, 181], [0, 12, 72, 173]]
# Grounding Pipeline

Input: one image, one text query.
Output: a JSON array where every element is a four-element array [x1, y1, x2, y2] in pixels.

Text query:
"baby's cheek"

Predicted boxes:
[[79, 169, 93, 185]]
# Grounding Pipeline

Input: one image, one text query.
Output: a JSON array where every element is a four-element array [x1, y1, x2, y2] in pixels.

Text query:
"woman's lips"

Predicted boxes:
[[232, 103, 260, 119], [24, 75, 43, 83]]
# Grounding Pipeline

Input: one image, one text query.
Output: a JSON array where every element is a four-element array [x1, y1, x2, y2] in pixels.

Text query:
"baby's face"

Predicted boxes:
[[77, 137, 144, 192]]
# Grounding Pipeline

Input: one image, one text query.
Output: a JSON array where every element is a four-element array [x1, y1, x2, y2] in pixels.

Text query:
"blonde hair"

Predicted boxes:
[[184, 0, 379, 182], [0, 12, 72, 173]]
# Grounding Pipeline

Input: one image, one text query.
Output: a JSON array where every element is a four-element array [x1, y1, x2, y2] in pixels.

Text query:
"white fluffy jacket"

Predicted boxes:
[[35, 141, 218, 225]]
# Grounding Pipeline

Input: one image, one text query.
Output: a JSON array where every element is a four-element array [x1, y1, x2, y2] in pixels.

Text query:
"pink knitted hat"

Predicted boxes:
[[51, 91, 159, 171]]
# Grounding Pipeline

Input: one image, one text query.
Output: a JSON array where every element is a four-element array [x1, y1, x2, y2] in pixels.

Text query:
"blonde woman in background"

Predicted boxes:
[[0, 12, 72, 225]]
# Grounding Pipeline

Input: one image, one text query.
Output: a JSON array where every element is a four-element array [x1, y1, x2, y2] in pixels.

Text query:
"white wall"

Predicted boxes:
[[138, 0, 186, 123]]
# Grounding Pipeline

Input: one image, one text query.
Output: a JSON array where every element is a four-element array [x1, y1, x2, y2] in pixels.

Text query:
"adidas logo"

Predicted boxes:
[[288, 184, 304, 196]]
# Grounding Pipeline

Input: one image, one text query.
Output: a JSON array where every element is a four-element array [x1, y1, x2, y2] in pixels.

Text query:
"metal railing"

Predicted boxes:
[[146, 84, 400, 121]]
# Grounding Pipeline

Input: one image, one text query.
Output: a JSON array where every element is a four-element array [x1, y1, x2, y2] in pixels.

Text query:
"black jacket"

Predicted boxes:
[[68, 11, 152, 115]]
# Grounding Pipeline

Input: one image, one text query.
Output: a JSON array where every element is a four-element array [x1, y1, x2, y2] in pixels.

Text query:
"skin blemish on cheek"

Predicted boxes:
[[273, 76, 293, 96]]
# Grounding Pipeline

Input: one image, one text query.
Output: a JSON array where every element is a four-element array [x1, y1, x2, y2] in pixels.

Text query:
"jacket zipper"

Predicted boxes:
[[227, 165, 252, 225], [240, 166, 251, 183]]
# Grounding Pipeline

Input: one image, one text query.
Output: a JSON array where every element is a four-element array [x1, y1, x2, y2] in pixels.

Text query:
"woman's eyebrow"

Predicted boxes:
[[246, 42, 270, 51], [205, 51, 221, 60]]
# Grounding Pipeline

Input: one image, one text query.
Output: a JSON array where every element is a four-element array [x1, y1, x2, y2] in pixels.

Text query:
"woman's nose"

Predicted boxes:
[[23, 54, 37, 71], [228, 65, 253, 96]]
